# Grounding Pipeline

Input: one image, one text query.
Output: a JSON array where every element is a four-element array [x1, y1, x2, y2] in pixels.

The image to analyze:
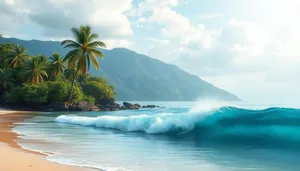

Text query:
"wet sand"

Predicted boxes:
[[0, 110, 94, 171]]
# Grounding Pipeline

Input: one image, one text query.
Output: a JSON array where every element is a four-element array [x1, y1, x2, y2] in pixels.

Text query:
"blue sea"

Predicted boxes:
[[13, 101, 300, 171]]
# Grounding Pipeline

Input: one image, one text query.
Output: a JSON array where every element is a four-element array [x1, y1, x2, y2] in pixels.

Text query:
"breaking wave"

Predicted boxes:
[[55, 104, 300, 147]]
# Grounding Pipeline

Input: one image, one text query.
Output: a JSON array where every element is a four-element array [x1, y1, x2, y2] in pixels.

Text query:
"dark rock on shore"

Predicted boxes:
[[44, 102, 69, 112], [120, 102, 162, 110], [69, 101, 100, 111], [97, 103, 120, 111], [123, 102, 133, 108], [122, 102, 140, 109], [146, 105, 156, 108], [134, 103, 141, 108], [1, 101, 163, 112], [97, 102, 162, 111]]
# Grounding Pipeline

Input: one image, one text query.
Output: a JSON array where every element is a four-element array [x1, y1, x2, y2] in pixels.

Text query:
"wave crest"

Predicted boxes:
[[55, 112, 204, 134], [55, 106, 300, 147]]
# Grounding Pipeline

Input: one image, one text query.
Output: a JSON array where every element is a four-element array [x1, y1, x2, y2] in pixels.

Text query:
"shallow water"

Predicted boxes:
[[13, 101, 300, 171]]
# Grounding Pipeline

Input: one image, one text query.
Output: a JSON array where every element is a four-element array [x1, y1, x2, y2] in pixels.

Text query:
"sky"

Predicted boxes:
[[1, 0, 300, 103]]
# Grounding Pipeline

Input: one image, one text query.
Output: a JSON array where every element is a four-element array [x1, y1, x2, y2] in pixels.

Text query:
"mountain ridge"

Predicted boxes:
[[0, 37, 240, 101]]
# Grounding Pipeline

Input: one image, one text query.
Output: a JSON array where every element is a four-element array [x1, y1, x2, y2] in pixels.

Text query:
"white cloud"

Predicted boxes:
[[146, 38, 170, 44], [139, 14, 300, 102], [130, 0, 183, 16], [198, 13, 224, 19], [230, 44, 248, 52], [0, 0, 134, 43], [148, 44, 154, 49], [225, 18, 270, 56], [104, 39, 134, 49], [149, 7, 212, 49], [4, 0, 15, 5], [137, 17, 147, 23]]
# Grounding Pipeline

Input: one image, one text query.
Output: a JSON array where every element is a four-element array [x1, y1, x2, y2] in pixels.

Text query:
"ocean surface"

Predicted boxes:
[[13, 101, 300, 171]]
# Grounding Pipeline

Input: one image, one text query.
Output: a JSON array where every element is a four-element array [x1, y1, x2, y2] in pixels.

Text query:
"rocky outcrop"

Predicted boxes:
[[122, 102, 140, 109], [97, 103, 120, 111], [96, 102, 162, 111], [123, 102, 134, 108], [1, 101, 162, 112], [69, 101, 100, 111], [134, 103, 141, 108], [120, 102, 162, 110], [44, 102, 69, 112]]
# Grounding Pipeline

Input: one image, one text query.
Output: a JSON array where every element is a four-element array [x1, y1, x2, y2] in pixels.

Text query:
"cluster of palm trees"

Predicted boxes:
[[0, 25, 106, 101]]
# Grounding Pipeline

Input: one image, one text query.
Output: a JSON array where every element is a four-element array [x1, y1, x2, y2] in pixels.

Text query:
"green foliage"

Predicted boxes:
[[71, 85, 84, 102], [47, 81, 69, 102], [63, 68, 79, 81], [37, 54, 49, 63], [87, 76, 108, 83], [47, 81, 83, 102], [0, 27, 124, 106], [49, 53, 66, 80], [0, 44, 11, 68], [0, 68, 15, 91], [82, 80, 115, 105], [20, 83, 48, 104], [4, 81, 85, 105], [83, 95, 95, 104], [20, 56, 48, 84], [6, 44, 30, 68], [61, 25, 106, 101], [61, 25, 106, 74], [4, 86, 22, 104]]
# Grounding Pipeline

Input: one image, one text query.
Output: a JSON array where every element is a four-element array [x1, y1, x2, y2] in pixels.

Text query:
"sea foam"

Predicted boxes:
[[55, 112, 205, 134], [55, 104, 300, 148]]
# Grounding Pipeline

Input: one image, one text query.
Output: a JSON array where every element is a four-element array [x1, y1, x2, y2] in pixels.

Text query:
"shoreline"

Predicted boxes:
[[0, 101, 163, 112], [0, 110, 95, 171]]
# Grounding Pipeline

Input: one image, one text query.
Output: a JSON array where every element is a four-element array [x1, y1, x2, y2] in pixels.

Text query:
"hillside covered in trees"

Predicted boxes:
[[0, 26, 116, 111], [0, 37, 239, 101]]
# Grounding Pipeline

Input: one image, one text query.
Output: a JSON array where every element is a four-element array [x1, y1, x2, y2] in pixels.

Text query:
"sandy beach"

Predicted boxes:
[[0, 110, 93, 171]]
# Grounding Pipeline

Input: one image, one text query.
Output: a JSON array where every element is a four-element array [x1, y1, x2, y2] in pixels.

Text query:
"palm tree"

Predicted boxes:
[[0, 44, 10, 68], [61, 25, 106, 101], [37, 54, 49, 63], [6, 44, 30, 68], [0, 68, 14, 93], [49, 53, 66, 80], [20, 56, 48, 84], [63, 68, 78, 81], [81, 73, 92, 83]]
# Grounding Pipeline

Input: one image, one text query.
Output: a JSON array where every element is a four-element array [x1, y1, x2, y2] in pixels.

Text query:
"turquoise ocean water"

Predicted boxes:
[[13, 101, 300, 171]]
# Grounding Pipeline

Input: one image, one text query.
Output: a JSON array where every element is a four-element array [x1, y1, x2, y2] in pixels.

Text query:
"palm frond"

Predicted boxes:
[[63, 49, 78, 62], [88, 41, 106, 48], [20, 57, 48, 84], [71, 27, 83, 44], [61, 40, 81, 48], [86, 53, 91, 71], [77, 51, 87, 74], [88, 33, 99, 42], [90, 49, 104, 59], [88, 51, 99, 70]]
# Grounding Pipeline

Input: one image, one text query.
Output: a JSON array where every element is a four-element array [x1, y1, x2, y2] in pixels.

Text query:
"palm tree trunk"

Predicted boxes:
[[67, 69, 79, 102]]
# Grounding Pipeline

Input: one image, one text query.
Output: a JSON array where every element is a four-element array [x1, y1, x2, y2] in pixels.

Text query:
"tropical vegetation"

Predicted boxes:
[[0, 25, 115, 106], [61, 25, 106, 101]]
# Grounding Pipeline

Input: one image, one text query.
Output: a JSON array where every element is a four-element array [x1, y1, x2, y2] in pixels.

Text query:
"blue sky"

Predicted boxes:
[[1, 0, 300, 103]]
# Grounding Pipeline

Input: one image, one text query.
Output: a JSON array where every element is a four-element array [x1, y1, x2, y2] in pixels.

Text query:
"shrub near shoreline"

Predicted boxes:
[[4, 79, 114, 106], [4, 81, 82, 105]]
